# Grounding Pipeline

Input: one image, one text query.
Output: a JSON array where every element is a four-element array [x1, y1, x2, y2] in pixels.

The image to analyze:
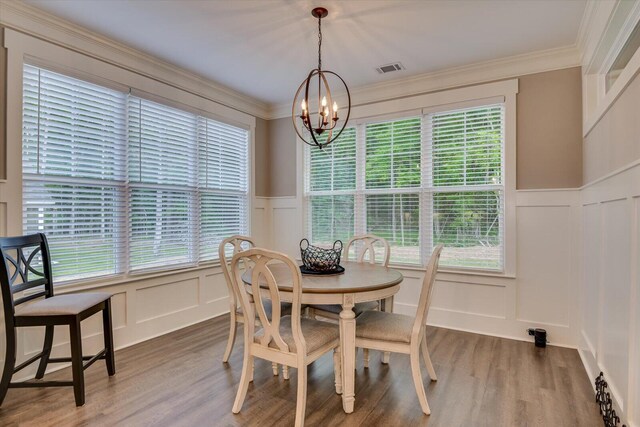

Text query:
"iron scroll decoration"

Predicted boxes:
[[595, 372, 626, 427], [292, 7, 352, 150]]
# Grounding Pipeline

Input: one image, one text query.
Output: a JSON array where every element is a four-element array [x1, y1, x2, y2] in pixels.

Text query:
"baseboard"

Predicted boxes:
[[395, 301, 577, 349]]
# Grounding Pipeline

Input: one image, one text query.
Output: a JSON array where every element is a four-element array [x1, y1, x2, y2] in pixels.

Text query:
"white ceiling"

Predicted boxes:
[[26, 0, 587, 105]]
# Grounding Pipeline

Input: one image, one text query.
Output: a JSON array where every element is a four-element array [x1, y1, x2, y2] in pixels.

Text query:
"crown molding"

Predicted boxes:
[[576, 0, 597, 62], [267, 44, 580, 119], [0, 0, 271, 119]]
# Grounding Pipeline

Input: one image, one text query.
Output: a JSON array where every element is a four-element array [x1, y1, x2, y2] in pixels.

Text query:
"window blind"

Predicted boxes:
[[22, 64, 127, 281], [127, 97, 197, 271], [22, 64, 251, 283], [425, 105, 504, 269], [364, 117, 421, 264], [303, 104, 505, 271], [305, 128, 356, 246], [198, 117, 249, 261]]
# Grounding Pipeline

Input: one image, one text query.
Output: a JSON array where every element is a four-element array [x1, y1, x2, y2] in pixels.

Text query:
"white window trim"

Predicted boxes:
[[301, 79, 518, 277], [3, 29, 255, 288], [582, 0, 640, 136]]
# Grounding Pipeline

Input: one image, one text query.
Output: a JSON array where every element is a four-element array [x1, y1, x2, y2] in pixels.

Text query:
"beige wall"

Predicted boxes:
[[254, 117, 270, 197], [267, 117, 297, 197], [260, 67, 584, 197], [0, 27, 6, 180], [516, 67, 582, 189], [583, 72, 640, 184]]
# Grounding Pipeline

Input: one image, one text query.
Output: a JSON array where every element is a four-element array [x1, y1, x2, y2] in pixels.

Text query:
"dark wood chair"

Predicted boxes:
[[0, 233, 116, 407]]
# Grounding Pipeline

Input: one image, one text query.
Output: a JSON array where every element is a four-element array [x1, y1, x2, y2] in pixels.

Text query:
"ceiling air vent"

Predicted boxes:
[[376, 62, 405, 74]]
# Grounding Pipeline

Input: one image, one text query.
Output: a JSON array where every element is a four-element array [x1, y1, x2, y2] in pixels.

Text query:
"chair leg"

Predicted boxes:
[[294, 365, 308, 427], [333, 347, 342, 395], [0, 328, 17, 406], [35, 325, 54, 379], [103, 299, 116, 376], [232, 349, 253, 413], [382, 351, 390, 364], [223, 309, 238, 363], [410, 347, 430, 415], [421, 336, 437, 381], [272, 362, 279, 376], [363, 348, 370, 368], [69, 319, 85, 407], [283, 365, 290, 380]]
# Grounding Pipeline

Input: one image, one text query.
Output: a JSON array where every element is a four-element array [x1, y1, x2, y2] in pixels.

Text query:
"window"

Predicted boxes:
[[606, 19, 640, 92], [304, 104, 505, 271], [22, 64, 249, 282]]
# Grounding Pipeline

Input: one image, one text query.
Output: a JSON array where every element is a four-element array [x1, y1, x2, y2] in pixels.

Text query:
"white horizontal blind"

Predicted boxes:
[[22, 64, 251, 283], [303, 105, 505, 271], [198, 117, 249, 261], [22, 64, 127, 281], [425, 105, 504, 269], [127, 97, 198, 271], [305, 128, 356, 246], [364, 117, 421, 264]]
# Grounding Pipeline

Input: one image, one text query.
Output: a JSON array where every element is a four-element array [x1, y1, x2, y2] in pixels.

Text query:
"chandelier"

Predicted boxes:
[[292, 7, 351, 150]]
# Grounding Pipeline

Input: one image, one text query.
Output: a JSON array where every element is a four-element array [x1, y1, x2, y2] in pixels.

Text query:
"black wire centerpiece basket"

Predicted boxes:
[[299, 239, 345, 275]]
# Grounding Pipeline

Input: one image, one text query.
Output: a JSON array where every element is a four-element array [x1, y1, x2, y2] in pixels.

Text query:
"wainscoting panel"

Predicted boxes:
[[600, 198, 631, 410], [516, 205, 572, 327], [582, 203, 601, 358], [270, 198, 301, 257], [136, 278, 200, 324], [633, 196, 640, 425], [579, 162, 640, 426], [431, 280, 506, 319]]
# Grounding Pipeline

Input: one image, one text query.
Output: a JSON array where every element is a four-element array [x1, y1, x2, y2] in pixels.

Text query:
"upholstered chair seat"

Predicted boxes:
[[15, 292, 112, 317], [255, 315, 340, 354], [356, 311, 414, 343]]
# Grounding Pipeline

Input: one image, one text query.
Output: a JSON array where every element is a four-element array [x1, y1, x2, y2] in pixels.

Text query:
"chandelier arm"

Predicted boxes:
[[319, 70, 333, 129], [320, 70, 352, 146]]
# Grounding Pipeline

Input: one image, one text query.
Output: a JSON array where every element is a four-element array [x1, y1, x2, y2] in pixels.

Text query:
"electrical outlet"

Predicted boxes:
[[527, 328, 535, 336]]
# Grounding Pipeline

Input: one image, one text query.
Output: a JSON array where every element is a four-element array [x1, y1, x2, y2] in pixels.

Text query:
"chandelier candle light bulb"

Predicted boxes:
[[292, 6, 351, 149]]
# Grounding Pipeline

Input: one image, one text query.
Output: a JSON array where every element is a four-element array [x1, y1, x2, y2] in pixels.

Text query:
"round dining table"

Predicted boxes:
[[241, 260, 403, 413]]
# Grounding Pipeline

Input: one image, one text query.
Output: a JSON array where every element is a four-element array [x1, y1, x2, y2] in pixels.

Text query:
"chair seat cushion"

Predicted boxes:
[[355, 310, 414, 343], [254, 315, 339, 354], [15, 292, 112, 317], [236, 299, 293, 320], [309, 301, 379, 316]]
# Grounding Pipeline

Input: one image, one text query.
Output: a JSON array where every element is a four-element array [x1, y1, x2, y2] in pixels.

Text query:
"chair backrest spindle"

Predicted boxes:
[[344, 234, 391, 267], [219, 235, 256, 310], [411, 245, 443, 341], [0, 233, 54, 327], [230, 248, 305, 355]]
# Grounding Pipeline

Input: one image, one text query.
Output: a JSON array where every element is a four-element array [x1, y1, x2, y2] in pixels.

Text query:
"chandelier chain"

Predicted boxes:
[[318, 15, 322, 70]]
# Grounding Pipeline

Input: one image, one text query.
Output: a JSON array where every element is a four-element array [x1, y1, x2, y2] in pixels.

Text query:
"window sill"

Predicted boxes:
[[388, 262, 515, 281], [54, 261, 223, 294]]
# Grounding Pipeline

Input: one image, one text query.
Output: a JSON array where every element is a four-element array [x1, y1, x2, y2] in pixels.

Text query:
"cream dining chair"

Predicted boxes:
[[307, 234, 392, 363], [230, 248, 342, 427], [219, 235, 292, 379], [355, 245, 443, 415]]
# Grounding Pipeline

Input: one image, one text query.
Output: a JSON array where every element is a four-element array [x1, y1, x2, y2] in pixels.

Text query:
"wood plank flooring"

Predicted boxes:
[[0, 315, 601, 426]]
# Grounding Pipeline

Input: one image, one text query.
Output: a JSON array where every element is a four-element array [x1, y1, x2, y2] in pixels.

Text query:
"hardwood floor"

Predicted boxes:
[[0, 315, 601, 426]]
